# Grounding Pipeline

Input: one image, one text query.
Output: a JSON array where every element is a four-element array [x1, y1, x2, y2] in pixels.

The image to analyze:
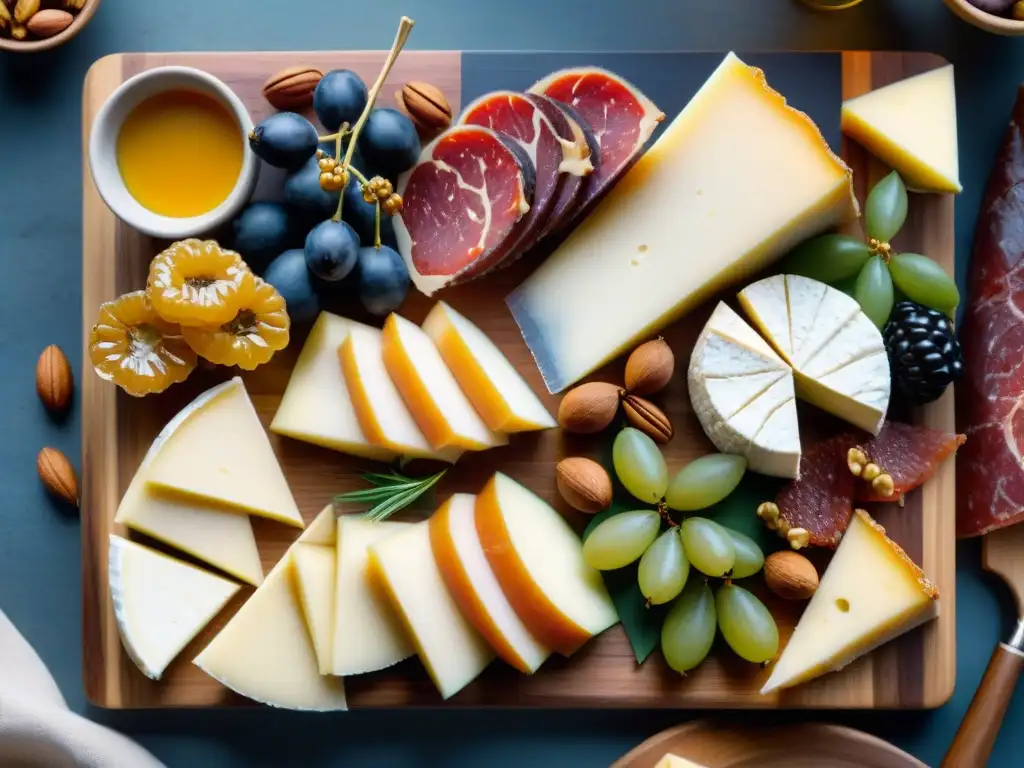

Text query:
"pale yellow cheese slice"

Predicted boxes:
[[299, 504, 337, 547], [292, 543, 336, 675], [381, 313, 507, 451], [145, 378, 303, 528], [332, 517, 415, 676]]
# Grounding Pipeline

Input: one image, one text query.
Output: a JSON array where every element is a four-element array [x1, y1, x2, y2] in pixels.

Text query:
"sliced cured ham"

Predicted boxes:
[[393, 125, 536, 296], [529, 67, 663, 224], [458, 91, 594, 270], [958, 85, 1024, 538]]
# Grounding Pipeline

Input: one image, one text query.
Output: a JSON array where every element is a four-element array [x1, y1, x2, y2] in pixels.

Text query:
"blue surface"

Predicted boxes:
[[1, 1, 1022, 765]]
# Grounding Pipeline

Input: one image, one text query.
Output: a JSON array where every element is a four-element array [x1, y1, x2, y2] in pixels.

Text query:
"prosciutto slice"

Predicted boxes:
[[957, 85, 1024, 538]]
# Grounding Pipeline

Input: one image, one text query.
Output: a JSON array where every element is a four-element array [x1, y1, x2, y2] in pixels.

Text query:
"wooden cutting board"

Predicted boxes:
[[81, 50, 956, 709]]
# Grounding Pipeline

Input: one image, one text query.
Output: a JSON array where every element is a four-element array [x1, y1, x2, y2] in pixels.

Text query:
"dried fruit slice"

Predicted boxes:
[[853, 421, 966, 502], [182, 272, 290, 370], [89, 290, 197, 397], [148, 239, 249, 327]]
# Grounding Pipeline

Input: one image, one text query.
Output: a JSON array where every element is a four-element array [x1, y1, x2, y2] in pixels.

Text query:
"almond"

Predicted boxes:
[[36, 344, 73, 415], [764, 551, 818, 601], [556, 457, 612, 514], [621, 394, 673, 444], [26, 9, 72, 37], [557, 381, 622, 434], [262, 66, 323, 111], [397, 81, 452, 137], [625, 338, 674, 395], [37, 447, 78, 507]]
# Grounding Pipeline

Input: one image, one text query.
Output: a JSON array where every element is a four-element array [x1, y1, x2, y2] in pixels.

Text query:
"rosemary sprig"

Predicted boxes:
[[334, 469, 446, 522]]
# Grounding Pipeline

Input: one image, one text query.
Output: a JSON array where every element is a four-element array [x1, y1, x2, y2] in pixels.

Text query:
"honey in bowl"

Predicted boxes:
[[116, 90, 244, 218]]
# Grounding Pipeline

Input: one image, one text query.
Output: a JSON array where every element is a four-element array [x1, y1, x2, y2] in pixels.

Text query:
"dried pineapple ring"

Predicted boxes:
[[182, 272, 290, 370], [89, 290, 197, 397], [148, 239, 249, 327]]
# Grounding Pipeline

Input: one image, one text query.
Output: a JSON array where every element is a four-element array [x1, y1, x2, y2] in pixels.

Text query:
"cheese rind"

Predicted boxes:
[[761, 509, 939, 694], [507, 51, 857, 392], [381, 313, 507, 451], [422, 301, 556, 433], [370, 519, 493, 699], [292, 543, 336, 675], [109, 535, 240, 680], [271, 312, 395, 461], [331, 517, 415, 676], [841, 65, 960, 194], [145, 378, 304, 528]]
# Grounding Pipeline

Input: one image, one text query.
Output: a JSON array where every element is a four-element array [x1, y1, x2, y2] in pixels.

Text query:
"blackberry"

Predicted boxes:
[[882, 301, 963, 406]]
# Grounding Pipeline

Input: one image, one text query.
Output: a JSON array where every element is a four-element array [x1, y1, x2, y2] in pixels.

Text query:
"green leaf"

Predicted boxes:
[[864, 170, 908, 243], [335, 469, 447, 522], [361, 472, 414, 487], [701, 472, 787, 555]]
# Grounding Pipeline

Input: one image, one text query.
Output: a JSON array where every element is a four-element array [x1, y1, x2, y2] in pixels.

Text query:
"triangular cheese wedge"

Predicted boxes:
[[300, 504, 337, 546], [761, 509, 939, 694], [292, 543, 336, 675], [109, 535, 240, 680], [841, 65, 960, 194], [145, 378, 304, 528]]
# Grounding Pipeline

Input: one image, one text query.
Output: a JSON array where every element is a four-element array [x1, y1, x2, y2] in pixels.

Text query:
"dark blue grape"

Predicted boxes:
[[340, 175, 377, 245], [248, 113, 319, 170], [357, 245, 409, 316], [262, 249, 321, 325], [304, 220, 359, 282], [230, 202, 295, 272], [314, 70, 368, 131], [357, 109, 421, 178], [283, 155, 339, 222]]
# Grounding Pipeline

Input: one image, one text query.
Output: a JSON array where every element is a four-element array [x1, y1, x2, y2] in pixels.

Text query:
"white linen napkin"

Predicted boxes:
[[0, 609, 165, 768]]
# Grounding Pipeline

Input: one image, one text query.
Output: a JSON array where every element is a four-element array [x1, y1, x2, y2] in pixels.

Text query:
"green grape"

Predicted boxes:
[[638, 527, 689, 605], [888, 252, 959, 313], [582, 510, 660, 571], [613, 427, 669, 503], [715, 583, 780, 664], [854, 255, 894, 329], [725, 529, 764, 579], [679, 517, 735, 577], [864, 170, 908, 243], [661, 579, 716, 673], [779, 234, 872, 283], [665, 453, 747, 512]]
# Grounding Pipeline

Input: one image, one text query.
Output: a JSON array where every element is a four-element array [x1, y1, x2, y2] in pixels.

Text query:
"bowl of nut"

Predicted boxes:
[[0, 0, 100, 52], [944, 0, 1024, 33]]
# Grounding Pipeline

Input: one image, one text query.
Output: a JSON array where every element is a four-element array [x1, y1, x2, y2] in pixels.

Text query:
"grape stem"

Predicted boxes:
[[656, 501, 677, 528], [374, 200, 382, 249], [330, 122, 350, 222]]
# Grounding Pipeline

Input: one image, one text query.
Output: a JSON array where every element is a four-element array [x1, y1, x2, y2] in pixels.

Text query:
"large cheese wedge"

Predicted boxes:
[[292, 543, 335, 675], [842, 65, 960, 194], [332, 517, 415, 676], [271, 312, 394, 461], [369, 519, 493, 699], [422, 302, 555, 433], [739, 275, 890, 434], [194, 512, 348, 711], [507, 51, 858, 392], [761, 509, 939, 694], [475, 473, 617, 655], [340, 324, 461, 462], [145, 377, 303, 528], [382, 313, 507, 451], [108, 535, 241, 680], [430, 493, 550, 674], [688, 303, 800, 479]]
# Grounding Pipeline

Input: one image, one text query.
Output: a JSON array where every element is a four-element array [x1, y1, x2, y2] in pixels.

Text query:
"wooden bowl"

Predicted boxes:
[[0, 0, 102, 53], [943, 0, 1024, 35]]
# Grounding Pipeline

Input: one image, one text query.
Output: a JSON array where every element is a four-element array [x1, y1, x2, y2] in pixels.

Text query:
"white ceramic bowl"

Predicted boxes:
[[88, 66, 260, 240]]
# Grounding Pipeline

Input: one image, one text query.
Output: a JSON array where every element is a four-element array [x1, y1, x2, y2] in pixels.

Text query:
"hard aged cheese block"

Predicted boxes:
[[761, 509, 938, 694], [507, 51, 858, 393], [422, 301, 556, 433], [271, 312, 395, 462], [369, 518, 493, 699], [430, 493, 550, 674], [688, 303, 800, 479], [340, 324, 462, 462], [292, 543, 336, 675], [842, 64, 960, 194], [145, 377, 304, 528], [193, 512, 348, 711], [108, 535, 241, 681], [475, 473, 617, 656], [655, 756, 709, 768], [739, 275, 890, 435], [381, 313, 507, 451], [332, 517, 415, 677]]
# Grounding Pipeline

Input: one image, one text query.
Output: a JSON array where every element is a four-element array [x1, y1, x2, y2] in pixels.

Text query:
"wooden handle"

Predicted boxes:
[[943, 643, 1024, 767]]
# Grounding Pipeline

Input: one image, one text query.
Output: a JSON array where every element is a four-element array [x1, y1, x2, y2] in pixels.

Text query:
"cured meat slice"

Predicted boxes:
[[457, 91, 594, 272], [393, 126, 536, 296], [958, 85, 1024, 538], [854, 421, 965, 502], [529, 67, 663, 224]]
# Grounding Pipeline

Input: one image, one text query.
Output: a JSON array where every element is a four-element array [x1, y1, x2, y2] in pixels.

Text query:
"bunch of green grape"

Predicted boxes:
[[583, 427, 779, 673], [780, 170, 959, 329]]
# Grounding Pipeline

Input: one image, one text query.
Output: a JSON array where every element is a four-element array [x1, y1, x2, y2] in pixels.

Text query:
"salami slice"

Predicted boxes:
[[393, 125, 536, 296]]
